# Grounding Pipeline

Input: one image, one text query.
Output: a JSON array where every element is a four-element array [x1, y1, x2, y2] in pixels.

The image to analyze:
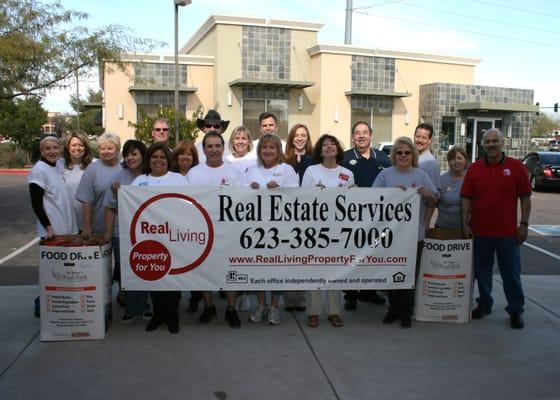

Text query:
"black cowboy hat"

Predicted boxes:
[[196, 110, 230, 132]]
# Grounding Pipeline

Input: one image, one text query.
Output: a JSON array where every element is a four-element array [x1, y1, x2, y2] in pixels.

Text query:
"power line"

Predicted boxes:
[[353, 9, 560, 49], [472, 0, 560, 19], [396, 2, 560, 36]]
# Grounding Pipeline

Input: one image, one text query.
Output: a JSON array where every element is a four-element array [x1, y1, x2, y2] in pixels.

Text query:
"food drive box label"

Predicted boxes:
[[39, 240, 112, 341], [414, 237, 473, 323], [120, 186, 420, 291]]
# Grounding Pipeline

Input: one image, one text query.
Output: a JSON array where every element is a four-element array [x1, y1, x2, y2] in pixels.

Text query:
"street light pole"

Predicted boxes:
[[174, 0, 191, 146]]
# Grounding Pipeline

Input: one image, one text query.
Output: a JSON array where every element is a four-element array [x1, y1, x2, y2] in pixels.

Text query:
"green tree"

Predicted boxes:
[[68, 88, 104, 136], [531, 113, 559, 137], [0, 0, 161, 100], [0, 97, 47, 156], [129, 107, 203, 145]]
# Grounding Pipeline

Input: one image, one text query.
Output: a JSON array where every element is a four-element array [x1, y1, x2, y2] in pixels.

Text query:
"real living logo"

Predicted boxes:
[[128, 193, 214, 281]]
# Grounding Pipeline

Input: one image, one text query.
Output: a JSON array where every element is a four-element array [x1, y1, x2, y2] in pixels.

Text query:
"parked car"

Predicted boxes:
[[522, 152, 560, 191], [375, 141, 393, 155]]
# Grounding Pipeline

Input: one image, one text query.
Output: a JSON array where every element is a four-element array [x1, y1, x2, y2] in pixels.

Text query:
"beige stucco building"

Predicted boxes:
[[101, 15, 537, 165]]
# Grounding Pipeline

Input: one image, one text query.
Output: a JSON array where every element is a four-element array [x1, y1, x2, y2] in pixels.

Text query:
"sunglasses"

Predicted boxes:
[[154, 128, 169, 132], [396, 151, 412, 156], [205, 123, 221, 129]]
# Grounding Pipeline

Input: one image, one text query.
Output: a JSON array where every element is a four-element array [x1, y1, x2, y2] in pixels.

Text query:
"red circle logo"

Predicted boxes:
[[129, 240, 171, 281], [129, 193, 214, 279]]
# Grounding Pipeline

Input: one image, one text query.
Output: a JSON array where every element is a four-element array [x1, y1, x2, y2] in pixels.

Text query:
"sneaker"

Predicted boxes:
[[198, 305, 217, 323], [121, 314, 137, 324], [225, 306, 241, 328], [249, 305, 269, 322], [237, 294, 250, 311], [142, 311, 153, 320], [268, 306, 281, 325]]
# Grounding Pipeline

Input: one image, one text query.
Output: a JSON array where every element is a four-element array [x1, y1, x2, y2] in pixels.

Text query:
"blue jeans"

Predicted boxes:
[[473, 236, 525, 315]]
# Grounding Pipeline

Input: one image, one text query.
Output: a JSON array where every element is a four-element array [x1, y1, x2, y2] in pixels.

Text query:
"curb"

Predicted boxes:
[[0, 169, 31, 175]]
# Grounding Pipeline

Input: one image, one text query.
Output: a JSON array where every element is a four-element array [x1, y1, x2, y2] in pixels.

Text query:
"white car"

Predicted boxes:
[[375, 141, 393, 155]]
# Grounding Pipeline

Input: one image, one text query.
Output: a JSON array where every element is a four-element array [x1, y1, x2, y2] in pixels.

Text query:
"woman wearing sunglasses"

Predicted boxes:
[[372, 136, 438, 328]]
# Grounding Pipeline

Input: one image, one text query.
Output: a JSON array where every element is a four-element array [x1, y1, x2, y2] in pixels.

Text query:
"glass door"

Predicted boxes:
[[466, 118, 502, 162]]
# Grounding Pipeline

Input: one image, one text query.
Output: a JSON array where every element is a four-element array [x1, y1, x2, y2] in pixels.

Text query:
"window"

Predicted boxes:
[[242, 99, 289, 140], [350, 109, 392, 144], [440, 117, 456, 151]]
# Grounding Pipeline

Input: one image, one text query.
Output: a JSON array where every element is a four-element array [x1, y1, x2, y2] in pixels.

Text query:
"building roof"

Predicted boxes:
[[181, 14, 324, 54], [307, 44, 480, 66]]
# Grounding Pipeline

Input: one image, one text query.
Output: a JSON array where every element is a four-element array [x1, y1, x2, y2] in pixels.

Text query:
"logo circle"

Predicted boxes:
[[129, 193, 214, 275], [129, 240, 171, 281]]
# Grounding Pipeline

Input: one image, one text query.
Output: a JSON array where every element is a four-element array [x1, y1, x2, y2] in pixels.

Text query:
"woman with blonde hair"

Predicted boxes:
[[226, 126, 256, 173]]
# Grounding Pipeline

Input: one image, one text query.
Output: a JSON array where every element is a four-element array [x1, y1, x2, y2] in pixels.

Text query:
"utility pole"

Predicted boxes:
[[345, 0, 353, 45]]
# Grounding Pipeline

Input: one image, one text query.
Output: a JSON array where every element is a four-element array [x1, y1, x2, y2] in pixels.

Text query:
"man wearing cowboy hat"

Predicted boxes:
[[196, 110, 231, 162]]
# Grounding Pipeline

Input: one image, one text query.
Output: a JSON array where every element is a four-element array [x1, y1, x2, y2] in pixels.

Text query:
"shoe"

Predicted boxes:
[[328, 314, 343, 327], [284, 306, 296, 312], [510, 313, 524, 329], [167, 321, 180, 334], [145, 320, 160, 332], [116, 290, 126, 307], [198, 305, 217, 323], [237, 294, 250, 311], [34, 296, 40, 318], [307, 315, 319, 328], [268, 306, 281, 325], [472, 306, 492, 319], [225, 306, 241, 329], [344, 297, 357, 311], [142, 310, 153, 320], [382, 312, 399, 324], [187, 298, 200, 314], [249, 305, 269, 322], [400, 316, 412, 328], [121, 314, 137, 324]]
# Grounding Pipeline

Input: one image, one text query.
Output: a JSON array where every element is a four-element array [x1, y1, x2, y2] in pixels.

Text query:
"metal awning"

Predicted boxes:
[[458, 102, 538, 113], [128, 85, 198, 93], [345, 89, 411, 97], [228, 78, 314, 89]]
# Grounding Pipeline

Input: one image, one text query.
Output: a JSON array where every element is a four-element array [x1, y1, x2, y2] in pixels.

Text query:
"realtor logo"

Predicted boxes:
[[392, 272, 406, 283]]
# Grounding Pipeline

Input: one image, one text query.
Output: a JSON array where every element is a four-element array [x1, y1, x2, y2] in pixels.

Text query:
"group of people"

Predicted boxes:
[[29, 109, 531, 334]]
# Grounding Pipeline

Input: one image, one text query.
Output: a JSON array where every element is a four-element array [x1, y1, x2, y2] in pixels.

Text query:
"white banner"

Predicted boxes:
[[119, 186, 420, 291]]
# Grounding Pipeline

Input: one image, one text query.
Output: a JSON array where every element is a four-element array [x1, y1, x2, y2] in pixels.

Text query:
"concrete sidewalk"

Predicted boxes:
[[1, 277, 560, 400]]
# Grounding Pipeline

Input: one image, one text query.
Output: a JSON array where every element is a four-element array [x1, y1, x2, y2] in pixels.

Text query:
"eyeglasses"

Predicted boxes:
[[205, 123, 221, 129], [154, 128, 169, 132], [396, 151, 412, 156]]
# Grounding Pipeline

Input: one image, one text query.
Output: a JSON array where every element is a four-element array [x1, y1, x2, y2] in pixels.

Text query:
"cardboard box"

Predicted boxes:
[[39, 236, 112, 341], [414, 229, 473, 323]]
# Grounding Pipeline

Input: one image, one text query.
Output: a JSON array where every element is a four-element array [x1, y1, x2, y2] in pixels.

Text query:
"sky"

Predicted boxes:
[[45, 0, 560, 115]]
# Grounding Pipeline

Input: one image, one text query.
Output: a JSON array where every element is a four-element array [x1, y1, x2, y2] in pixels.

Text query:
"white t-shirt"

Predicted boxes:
[[244, 163, 299, 188], [28, 160, 77, 237], [131, 171, 186, 187], [60, 159, 97, 229], [226, 152, 257, 174], [186, 162, 242, 187], [301, 164, 355, 188]]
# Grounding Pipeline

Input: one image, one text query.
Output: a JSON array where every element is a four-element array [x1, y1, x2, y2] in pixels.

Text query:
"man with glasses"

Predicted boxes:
[[152, 118, 171, 145], [341, 121, 391, 310]]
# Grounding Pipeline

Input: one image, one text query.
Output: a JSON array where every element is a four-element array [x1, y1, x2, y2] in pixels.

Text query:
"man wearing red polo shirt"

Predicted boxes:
[[461, 128, 531, 329]]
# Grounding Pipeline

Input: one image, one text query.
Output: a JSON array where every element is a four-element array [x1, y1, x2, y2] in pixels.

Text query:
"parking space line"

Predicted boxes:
[[523, 242, 560, 262], [0, 237, 39, 265]]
